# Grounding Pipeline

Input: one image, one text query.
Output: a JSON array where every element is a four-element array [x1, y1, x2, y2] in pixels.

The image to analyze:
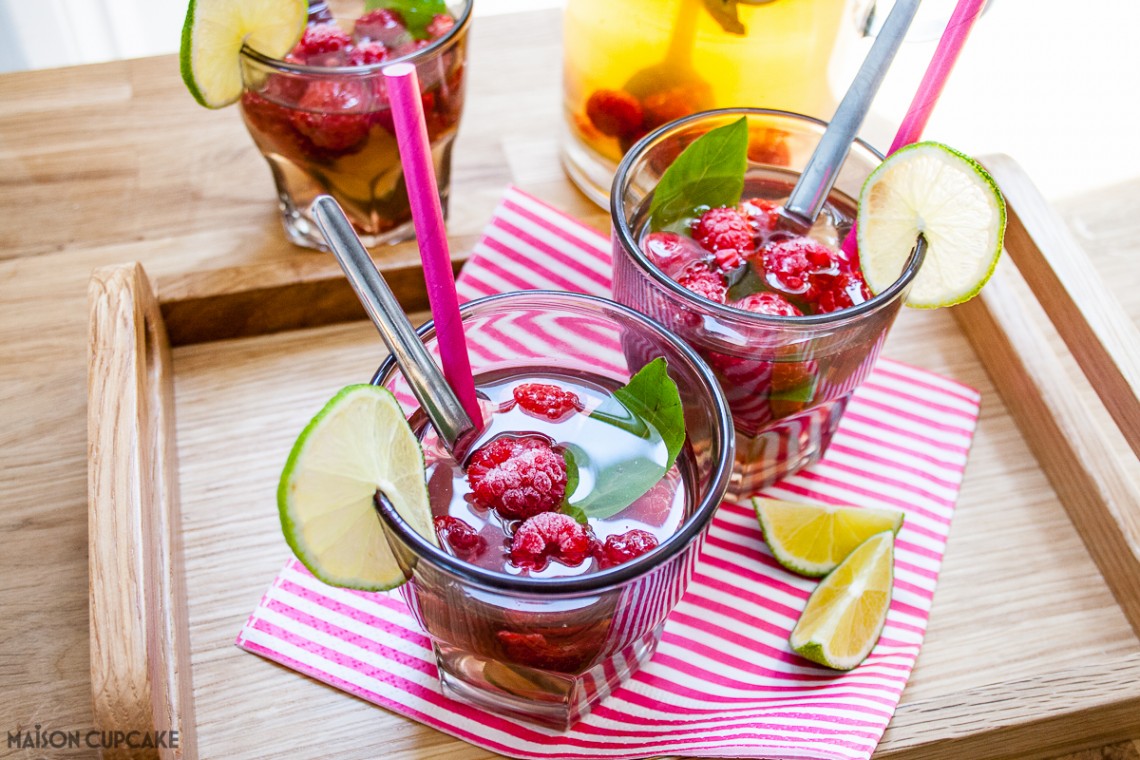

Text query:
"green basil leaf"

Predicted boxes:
[[364, 0, 450, 39], [610, 357, 686, 466], [648, 116, 748, 233], [562, 447, 580, 502], [565, 358, 687, 520], [702, 0, 746, 34]]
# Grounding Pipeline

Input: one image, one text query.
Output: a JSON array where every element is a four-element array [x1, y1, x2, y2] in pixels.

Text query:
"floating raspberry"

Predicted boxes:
[[346, 40, 390, 66], [641, 83, 707, 131], [675, 261, 727, 303], [693, 207, 754, 270], [761, 236, 840, 301], [426, 13, 456, 39], [815, 272, 872, 314], [596, 529, 659, 568], [585, 89, 643, 139], [620, 475, 677, 527], [355, 8, 410, 46], [512, 384, 582, 422], [434, 516, 487, 561], [291, 80, 371, 154], [466, 436, 567, 520], [641, 231, 707, 277], [509, 512, 593, 569], [740, 197, 781, 236], [730, 291, 803, 317], [294, 23, 352, 61]]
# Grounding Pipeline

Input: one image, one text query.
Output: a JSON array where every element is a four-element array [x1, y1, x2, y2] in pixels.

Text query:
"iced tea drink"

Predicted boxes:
[[611, 109, 924, 496], [562, 0, 849, 204], [372, 291, 734, 728], [238, 1, 470, 249]]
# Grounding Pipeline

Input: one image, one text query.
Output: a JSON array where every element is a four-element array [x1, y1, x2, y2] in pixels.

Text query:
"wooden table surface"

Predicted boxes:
[[2, 7, 1139, 760]]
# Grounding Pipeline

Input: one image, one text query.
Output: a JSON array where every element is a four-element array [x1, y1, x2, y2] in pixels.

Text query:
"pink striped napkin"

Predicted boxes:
[[238, 186, 980, 760]]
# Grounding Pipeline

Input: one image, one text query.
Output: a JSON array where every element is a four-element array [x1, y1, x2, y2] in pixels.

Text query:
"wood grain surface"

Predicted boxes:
[[1, 7, 1139, 760], [87, 264, 195, 760]]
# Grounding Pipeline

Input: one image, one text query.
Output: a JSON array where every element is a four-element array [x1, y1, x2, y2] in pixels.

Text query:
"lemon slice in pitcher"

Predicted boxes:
[[754, 498, 903, 577], [180, 0, 308, 108], [857, 142, 1006, 308], [790, 531, 895, 671], [278, 384, 436, 591]]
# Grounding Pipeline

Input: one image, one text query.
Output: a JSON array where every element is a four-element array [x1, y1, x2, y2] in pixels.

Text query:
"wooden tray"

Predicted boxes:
[[86, 158, 1140, 760]]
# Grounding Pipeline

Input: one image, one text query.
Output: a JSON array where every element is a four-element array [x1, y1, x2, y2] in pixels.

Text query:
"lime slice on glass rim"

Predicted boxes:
[[278, 384, 437, 592], [857, 141, 1007, 308], [753, 497, 903, 578], [789, 531, 895, 671], [180, 0, 308, 108]]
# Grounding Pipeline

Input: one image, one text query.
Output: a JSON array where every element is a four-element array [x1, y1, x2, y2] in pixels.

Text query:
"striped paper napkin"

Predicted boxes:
[[238, 187, 980, 760]]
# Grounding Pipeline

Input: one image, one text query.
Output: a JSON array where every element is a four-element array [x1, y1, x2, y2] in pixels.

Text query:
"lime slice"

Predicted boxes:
[[754, 497, 903, 577], [790, 531, 894, 671], [278, 384, 436, 592], [180, 0, 308, 108], [857, 141, 1006, 308]]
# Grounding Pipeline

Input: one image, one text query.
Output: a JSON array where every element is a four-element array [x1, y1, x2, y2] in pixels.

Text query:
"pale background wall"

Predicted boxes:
[[0, 0, 1134, 203]]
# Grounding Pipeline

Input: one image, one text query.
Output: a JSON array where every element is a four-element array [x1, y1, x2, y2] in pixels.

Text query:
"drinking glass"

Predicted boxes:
[[610, 109, 924, 497], [561, 0, 852, 206], [371, 291, 735, 729], [238, 0, 471, 250]]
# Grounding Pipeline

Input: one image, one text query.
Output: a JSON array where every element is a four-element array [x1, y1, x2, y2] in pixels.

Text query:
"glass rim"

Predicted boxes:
[[238, 0, 473, 76], [370, 289, 736, 596], [610, 107, 926, 328]]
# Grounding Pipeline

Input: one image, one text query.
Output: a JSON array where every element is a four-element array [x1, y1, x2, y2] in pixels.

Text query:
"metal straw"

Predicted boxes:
[[782, 0, 921, 227], [311, 195, 475, 451]]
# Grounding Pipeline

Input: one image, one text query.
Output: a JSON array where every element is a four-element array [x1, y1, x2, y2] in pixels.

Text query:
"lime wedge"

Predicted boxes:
[[180, 0, 308, 108], [790, 531, 895, 671], [754, 497, 903, 577], [278, 384, 436, 591], [857, 141, 1006, 308]]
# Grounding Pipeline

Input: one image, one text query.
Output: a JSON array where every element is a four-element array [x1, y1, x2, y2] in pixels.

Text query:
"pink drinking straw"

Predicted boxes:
[[383, 62, 483, 428], [843, 0, 988, 264]]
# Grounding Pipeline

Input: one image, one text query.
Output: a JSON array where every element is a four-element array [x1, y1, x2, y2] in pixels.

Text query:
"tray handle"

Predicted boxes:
[[955, 155, 1140, 636], [88, 263, 197, 760]]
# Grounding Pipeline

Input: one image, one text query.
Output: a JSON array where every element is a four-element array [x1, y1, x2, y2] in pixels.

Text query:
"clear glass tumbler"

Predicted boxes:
[[238, 1, 471, 250], [610, 109, 923, 497], [561, 0, 853, 206], [371, 291, 734, 729]]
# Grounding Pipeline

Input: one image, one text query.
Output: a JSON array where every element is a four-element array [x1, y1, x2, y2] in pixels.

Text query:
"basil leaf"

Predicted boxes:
[[702, 0, 746, 34], [566, 358, 687, 520], [610, 357, 686, 466], [562, 447, 580, 502], [647, 117, 748, 233], [364, 0, 450, 39]]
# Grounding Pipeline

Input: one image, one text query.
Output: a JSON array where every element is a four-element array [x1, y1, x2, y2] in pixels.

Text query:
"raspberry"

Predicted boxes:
[[434, 516, 486, 561], [761, 236, 840, 301], [426, 13, 456, 39], [641, 231, 706, 277], [294, 23, 352, 60], [747, 126, 792, 165], [595, 529, 659, 568], [730, 291, 803, 317], [585, 89, 643, 139], [291, 81, 371, 154], [692, 207, 754, 270], [675, 261, 727, 303], [641, 84, 703, 131], [815, 272, 871, 314], [355, 8, 410, 46], [739, 198, 781, 236], [466, 436, 567, 520], [509, 512, 592, 569], [346, 41, 390, 66], [512, 383, 582, 422]]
